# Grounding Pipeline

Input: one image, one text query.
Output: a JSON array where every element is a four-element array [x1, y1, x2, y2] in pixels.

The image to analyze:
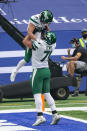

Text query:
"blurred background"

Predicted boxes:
[[0, 1, 87, 130], [0, 0, 87, 92]]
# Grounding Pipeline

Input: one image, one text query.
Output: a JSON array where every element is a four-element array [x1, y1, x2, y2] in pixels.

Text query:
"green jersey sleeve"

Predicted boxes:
[[24, 47, 32, 63]]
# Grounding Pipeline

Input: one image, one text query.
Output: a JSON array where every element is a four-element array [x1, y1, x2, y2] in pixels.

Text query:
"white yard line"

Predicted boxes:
[[0, 105, 32, 108], [0, 108, 87, 124], [0, 107, 87, 113], [56, 103, 87, 105], [45, 107, 87, 111], [45, 112, 87, 124], [0, 109, 36, 113]]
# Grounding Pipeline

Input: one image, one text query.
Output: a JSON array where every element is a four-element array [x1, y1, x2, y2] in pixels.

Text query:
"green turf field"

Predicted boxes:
[[0, 94, 87, 120]]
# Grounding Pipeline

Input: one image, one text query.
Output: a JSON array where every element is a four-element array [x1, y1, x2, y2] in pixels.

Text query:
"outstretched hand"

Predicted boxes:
[[61, 56, 67, 60]]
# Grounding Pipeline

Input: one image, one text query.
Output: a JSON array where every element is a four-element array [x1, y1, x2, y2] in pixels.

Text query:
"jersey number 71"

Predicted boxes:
[[40, 50, 52, 62]]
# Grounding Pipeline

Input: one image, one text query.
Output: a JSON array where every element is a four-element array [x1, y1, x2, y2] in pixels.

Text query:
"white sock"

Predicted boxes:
[[16, 59, 27, 72], [34, 94, 42, 112], [43, 93, 56, 111]]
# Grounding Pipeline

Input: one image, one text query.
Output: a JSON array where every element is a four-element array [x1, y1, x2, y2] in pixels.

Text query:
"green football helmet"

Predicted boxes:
[[44, 31, 56, 45], [40, 10, 53, 24]]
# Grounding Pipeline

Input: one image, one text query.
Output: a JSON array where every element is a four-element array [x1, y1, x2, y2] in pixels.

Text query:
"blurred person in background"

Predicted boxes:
[[79, 29, 87, 49], [61, 38, 87, 96]]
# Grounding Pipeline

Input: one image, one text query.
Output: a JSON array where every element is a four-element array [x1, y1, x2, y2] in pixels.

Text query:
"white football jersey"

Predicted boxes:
[[28, 14, 47, 39], [32, 40, 56, 69]]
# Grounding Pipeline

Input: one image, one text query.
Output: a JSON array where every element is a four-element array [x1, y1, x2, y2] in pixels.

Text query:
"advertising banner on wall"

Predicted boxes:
[[0, 0, 87, 32]]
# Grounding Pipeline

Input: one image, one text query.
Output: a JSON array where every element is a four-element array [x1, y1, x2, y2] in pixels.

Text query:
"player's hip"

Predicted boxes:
[[32, 68, 51, 78]]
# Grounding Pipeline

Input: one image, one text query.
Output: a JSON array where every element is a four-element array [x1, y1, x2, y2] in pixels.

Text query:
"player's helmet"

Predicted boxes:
[[40, 10, 53, 24], [44, 31, 56, 45]]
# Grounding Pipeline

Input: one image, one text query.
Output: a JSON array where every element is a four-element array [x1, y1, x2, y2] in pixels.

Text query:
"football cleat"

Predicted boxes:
[[32, 116, 46, 126], [51, 114, 60, 125], [10, 69, 17, 82]]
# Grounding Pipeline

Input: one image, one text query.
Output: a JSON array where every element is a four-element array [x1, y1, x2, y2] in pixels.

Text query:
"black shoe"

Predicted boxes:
[[64, 74, 72, 77], [72, 93, 79, 97]]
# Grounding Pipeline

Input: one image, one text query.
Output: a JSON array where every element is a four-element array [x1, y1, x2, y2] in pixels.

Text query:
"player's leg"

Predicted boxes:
[[10, 48, 32, 82], [43, 68, 60, 125], [32, 69, 46, 126], [44, 92, 60, 125], [66, 61, 76, 77]]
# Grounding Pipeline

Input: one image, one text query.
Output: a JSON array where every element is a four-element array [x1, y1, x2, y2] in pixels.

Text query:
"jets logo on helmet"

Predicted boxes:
[[44, 11, 49, 21], [40, 10, 53, 24], [46, 33, 51, 41], [44, 31, 56, 45]]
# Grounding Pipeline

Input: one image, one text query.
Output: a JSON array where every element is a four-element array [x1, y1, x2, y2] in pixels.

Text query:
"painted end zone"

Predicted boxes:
[[0, 110, 87, 131]]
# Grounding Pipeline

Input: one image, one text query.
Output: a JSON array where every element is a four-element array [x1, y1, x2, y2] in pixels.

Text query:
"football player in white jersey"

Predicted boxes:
[[23, 31, 60, 126], [10, 10, 53, 81], [26, 10, 53, 43]]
